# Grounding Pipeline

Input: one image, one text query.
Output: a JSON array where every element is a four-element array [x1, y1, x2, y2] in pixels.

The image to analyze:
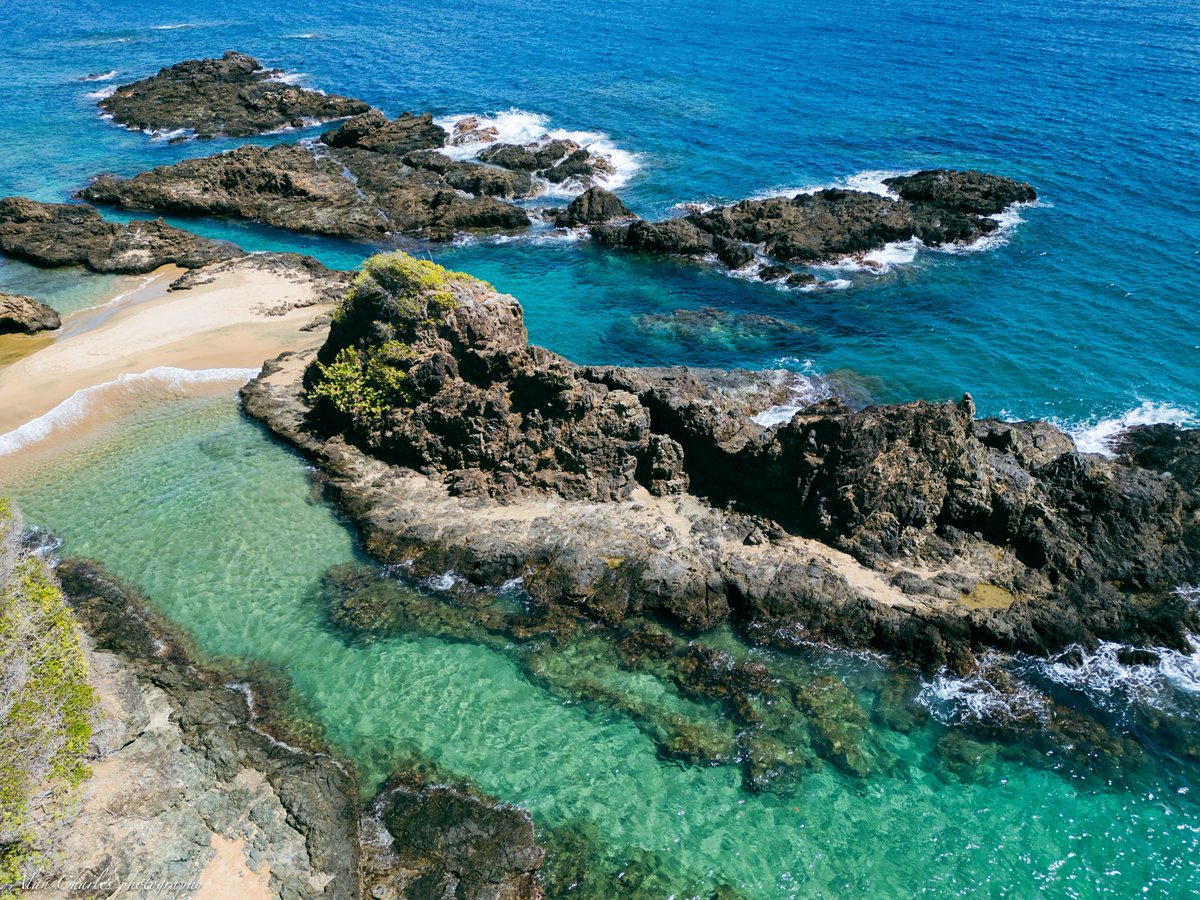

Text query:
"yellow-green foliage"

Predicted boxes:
[[333, 252, 476, 325], [0, 500, 95, 889], [315, 253, 482, 431], [310, 341, 417, 429]]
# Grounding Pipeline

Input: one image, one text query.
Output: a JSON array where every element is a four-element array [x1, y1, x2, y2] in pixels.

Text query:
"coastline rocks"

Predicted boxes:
[[321, 109, 447, 155], [81, 137, 532, 241], [593, 169, 1036, 268], [243, 251, 1200, 667], [481, 139, 614, 189], [53, 558, 362, 898], [0, 197, 243, 273], [363, 772, 545, 899], [0, 292, 60, 334], [98, 50, 370, 138], [554, 187, 635, 227]]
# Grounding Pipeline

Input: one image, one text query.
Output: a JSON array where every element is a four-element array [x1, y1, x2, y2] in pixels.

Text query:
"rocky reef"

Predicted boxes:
[[98, 50, 370, 138], [593, 169, 1036, 272], [0, 197, 243, 273], [243, 252, 1200, 674], [0, 291, 60, 334]]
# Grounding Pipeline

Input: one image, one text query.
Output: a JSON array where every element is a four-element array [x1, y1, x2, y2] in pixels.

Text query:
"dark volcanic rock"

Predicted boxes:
[[365, 772, 545, 899], [81, 142, 530, 241], [82, 115, 533, 240], [321, 109, 447, 155], [56, 558, 362, 898], [0, 292, 60, 334], [554, 187, 634, 227], [98, 50, 370, 138], [1115, 424, 1200, 493], [596, 169, 1036, 268], [243, 251, 1200, 667], [0, 197, 243, 273]]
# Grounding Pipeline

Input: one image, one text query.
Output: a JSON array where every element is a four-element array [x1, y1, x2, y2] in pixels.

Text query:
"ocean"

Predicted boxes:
[[2, 0, 1199, 895]]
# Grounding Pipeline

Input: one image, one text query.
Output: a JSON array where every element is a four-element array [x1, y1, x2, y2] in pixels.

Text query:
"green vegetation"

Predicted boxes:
[[333, 252, 474, 326], [313, 253, 479, 432], [310, 340, 417, 429], [0, 500, 95, 890]]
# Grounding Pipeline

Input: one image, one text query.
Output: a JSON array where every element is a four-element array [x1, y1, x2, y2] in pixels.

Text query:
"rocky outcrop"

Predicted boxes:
[[480, 139, 615, 190], [0, 292, 60, 334], [593, 169, 1036, 272], [0, 197, 243, 273], [362, 770, 544, 899], [81, 131, 533, 241], [554, 187, 634, 227], [98, 50, 370, 138], [241, 252, 1200, 672]]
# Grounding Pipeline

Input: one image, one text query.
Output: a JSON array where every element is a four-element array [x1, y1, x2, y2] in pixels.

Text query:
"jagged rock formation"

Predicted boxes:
[[242, 252, 1200, 672], [554, 187, 634, 227], [0, 197, 243, 273], [593, 169, 1036, 271], [81, 125, 533, 240], [0, 292, 60, 334], [98, 50, 370, 138]]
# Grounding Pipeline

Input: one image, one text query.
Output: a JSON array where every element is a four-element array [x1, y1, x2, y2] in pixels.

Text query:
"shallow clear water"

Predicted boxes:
[[6, 397, 1200, 897], [3, 0, 1200, 894], [2, 0, 1199, 432]]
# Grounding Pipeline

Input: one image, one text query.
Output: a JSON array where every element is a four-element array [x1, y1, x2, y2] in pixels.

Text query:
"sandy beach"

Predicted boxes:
[[0, 258, 334, 465]]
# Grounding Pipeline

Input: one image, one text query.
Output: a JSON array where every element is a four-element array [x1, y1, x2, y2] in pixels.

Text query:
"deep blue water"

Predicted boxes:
[[2, 0, 1199, 432]]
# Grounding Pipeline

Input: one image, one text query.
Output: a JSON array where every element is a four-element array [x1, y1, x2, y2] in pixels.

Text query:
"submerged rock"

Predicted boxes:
[[98, 50, 370, 138], [0, 291, 60, 334], [243, 250, 1200, 668], [0, 197, 243, 273], [593, 169, 1036, 269], [365, 770, 545, 899]]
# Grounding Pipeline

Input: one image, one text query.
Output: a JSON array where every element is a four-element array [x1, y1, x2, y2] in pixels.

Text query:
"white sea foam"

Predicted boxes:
[[753, 168, 913, 202], [265, 71, 307, 85], [425, 571, 460, 592], [432, 108, 640, 197], [916, 664, 1047, 726], [933, 199, 1048, 256], [86, 85, 118, 100], [0, 367, 258, 456], [1060, 400, 1199, 457], [80, 70, 118, 83], [150, 23, 197, 30], [751, 361, 834, 427]]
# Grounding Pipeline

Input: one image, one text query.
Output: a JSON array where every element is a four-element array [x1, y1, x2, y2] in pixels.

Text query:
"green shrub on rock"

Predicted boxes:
[[309, 252, 477, 434], [0, 500, 95, 889]]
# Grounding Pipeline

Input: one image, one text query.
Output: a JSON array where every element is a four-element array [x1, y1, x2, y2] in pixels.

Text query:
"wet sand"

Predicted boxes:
[[0, 260, 331, 464]]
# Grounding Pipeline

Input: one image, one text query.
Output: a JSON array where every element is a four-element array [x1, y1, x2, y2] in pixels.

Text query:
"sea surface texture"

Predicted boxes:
[[2, 0, 1199, 895]]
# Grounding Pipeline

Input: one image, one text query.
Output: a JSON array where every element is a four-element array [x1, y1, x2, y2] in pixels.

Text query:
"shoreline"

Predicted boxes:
[[0, 256, 339, 471]]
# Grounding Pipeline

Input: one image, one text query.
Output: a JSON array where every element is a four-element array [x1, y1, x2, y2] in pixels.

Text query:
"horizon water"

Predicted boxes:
[[2, 0, 1200, 895]]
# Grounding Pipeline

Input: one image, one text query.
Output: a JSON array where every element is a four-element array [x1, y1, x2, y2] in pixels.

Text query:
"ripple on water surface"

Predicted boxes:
[[4, 394, 1199, 896]]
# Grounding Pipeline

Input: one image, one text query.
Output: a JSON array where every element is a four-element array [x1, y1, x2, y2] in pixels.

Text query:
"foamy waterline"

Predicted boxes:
[[0, 367, 258, 456], [1059, 400, 1199, 457], [751, 359, 835, 427], [432, 108, 640, 198]]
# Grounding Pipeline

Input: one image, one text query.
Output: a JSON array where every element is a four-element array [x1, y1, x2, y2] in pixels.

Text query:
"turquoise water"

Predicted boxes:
[[2, 0, 1199, 428], [7, 397, 1200, 897], [3, 0, 1200, 894]]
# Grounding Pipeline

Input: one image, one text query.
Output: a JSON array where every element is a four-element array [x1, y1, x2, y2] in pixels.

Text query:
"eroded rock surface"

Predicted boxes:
[[0, 292, 60, 334], [242, 252, 1200, 671], [81, 125, 533, 240], [593, 169, 1036, 272], [98, 50, 370, 138], [0, 197, 243, 273]]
